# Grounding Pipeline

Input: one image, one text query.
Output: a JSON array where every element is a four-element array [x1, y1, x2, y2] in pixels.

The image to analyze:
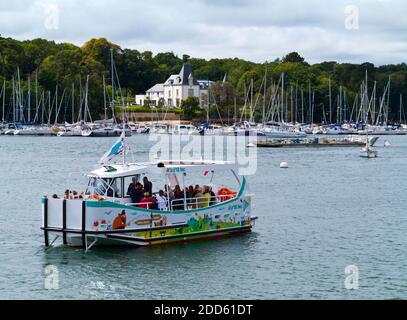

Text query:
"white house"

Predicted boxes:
[[136, 64, 213, 108]]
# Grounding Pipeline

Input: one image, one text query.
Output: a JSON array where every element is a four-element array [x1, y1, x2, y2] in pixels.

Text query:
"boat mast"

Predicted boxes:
[[71, 83, 75, 124], [103, 75, 107, 121], [35, 71, 38, 122], [1, 79, 5, 122], [301, 89, 304, 124], [329, 76, 332, 123], [400, 94, 403, 124], [386, 76, 391, 125], [308, 80, 311, 124], [262, 64, 267, 126], [84, 75, 89, 124], [111, 48, 116, 124], [28, 76, 31, 123], [12, 77, 15, 123]]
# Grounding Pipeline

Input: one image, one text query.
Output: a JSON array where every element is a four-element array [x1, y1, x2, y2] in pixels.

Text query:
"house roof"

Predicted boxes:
[[147, 83, 164, 93], [164, 64, 199, 86]]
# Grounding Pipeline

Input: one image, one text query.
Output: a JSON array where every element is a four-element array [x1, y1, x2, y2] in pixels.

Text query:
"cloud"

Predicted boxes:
[[0, 0, 406, 65]]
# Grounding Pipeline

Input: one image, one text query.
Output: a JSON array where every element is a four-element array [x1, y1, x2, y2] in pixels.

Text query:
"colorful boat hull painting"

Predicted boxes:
[[84, 193, 252, 246], [42, 176, 255, 248]]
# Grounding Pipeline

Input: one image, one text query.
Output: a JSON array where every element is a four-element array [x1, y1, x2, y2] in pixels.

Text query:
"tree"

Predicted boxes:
[[209, 81, 236, 106], [181, 96, 200, 119], [282, 52, 306, 64]]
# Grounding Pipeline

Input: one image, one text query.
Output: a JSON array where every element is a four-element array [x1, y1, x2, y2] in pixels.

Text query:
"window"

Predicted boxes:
[[188, 89, 194, 97], [105, 178, 123, 198], [124, 175, 140, 197], [176, 89, 179, 97], [169, 91, 171, 98], [86, 178, 109, 196]]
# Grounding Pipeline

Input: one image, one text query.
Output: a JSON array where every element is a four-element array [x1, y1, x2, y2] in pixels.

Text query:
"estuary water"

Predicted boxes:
[[0, 134, 406, 300]]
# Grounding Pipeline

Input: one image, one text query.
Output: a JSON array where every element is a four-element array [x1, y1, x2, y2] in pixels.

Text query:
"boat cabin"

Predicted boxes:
[[85, 161, 243, 211]]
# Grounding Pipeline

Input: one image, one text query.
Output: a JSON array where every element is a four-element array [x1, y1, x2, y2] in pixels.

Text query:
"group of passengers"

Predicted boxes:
[[127, 177, 217, 211], [63, 189, 83, 200]]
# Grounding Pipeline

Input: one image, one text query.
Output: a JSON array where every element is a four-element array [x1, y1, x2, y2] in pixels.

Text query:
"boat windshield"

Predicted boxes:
[[86, 177, 110, 196]]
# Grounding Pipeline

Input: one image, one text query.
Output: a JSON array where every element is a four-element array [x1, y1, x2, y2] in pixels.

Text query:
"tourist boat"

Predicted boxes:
[[41, 136, 256, 250]]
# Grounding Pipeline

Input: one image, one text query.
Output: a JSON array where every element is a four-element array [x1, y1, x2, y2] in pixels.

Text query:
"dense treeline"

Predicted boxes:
[[0, 36, 406, 123]]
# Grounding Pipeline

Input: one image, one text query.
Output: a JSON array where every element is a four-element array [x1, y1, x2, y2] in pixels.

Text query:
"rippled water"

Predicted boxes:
[[0, 134, 406, 300]]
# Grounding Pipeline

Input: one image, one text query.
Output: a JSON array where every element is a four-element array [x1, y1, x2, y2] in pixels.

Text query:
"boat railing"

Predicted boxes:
[[169, 194, 238, 211], [124, 194, 238, 211]]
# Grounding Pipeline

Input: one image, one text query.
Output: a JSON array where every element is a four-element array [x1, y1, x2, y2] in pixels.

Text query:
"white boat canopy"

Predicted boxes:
[[88, 160, 238, 179]]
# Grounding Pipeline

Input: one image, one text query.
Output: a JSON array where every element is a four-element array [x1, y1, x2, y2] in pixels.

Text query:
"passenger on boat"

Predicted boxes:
[[172, 185, 185, 210], [127, 177, 137, 195], [209, 187, 217, 206], [130, 182, 144, 206], [139, 192, 157, 210], [194, 187, 205, 208], [186, 185, 195, 206], [112, 210, 127, 230], [202, 186, 212, 208], [164, 184, 174, 199], [143, 177, 153, 196], [155, 190, 168, 211]]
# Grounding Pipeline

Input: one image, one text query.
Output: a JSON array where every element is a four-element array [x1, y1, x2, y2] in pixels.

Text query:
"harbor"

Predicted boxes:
[[2, 0, 407, 303]]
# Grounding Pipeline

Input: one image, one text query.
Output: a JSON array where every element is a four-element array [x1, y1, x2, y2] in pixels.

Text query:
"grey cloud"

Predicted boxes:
[[0, 0, 406, 65]]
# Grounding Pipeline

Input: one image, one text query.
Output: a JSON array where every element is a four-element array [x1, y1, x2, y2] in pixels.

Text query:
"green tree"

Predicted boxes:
[[282, 52, 306, 64], [181, 96, 200, 119]]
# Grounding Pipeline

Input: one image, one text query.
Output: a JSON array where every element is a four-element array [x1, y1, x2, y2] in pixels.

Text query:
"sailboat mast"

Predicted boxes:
[[1, 80, 5, 122], [329, 76, 332, 123], [35, 71, 38, 120], [72, 83, 75, 124], [262, 65, 267, 126], [28, 76, 31, 123], [301, 89, 304, 124], [308, 81, 311, 124], [103, 75, 107, 121], [84, 75, 89, 124], [111, 48, 115, 123], [400, 94, 403, 124], [12, 77, 15, 123], [281, 73, 284, 123]]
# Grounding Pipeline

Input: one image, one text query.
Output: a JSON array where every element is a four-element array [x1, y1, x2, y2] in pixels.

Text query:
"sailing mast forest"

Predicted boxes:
[[0, 36, 406, 124]]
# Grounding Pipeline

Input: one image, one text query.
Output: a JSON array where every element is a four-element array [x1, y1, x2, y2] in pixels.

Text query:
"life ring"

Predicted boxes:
[[89, 194, 104, 201], [217, 188, 236, 202]]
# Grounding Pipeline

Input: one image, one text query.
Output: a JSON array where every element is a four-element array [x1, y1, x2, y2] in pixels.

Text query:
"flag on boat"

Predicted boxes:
[[99, 131, 126, 165]]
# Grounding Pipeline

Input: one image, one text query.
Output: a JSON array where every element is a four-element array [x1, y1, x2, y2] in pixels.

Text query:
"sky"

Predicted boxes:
[[0, 0, 406, 65]]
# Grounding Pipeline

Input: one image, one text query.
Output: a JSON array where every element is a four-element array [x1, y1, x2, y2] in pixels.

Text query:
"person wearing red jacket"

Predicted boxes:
[[139, 192, 157, 210]]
